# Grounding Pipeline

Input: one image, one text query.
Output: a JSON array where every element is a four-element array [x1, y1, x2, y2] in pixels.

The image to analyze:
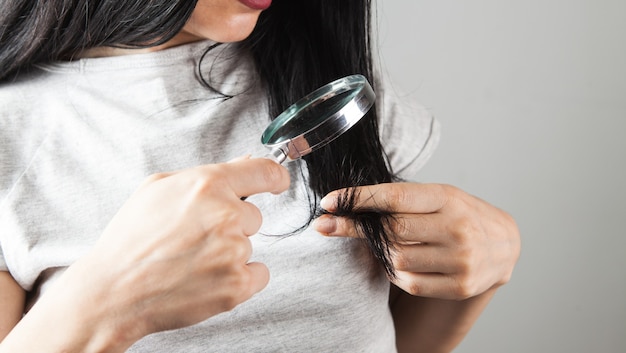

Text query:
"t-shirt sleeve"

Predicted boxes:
[[0, 244, 8, 272], [377, 87, 441, 182]]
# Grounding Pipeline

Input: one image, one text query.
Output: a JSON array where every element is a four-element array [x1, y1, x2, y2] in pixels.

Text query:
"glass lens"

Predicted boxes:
[[260, 74, 375, 162], [263, 89, 357, 145]]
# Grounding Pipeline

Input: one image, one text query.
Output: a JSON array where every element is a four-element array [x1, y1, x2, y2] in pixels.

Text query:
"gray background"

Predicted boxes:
[[377, 1, 626, 352]]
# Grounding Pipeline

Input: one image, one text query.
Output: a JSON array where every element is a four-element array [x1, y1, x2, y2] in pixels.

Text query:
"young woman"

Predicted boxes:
[[0, 0, 521, 352]]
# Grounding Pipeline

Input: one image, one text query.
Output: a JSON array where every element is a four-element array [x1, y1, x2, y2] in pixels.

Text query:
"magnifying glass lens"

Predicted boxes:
[[264, 90, 357, 145], [261, 75, 375, 164]]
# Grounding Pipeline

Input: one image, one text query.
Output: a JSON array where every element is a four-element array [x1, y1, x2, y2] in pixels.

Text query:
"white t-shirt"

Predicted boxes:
[[0, 40, 440, 352]]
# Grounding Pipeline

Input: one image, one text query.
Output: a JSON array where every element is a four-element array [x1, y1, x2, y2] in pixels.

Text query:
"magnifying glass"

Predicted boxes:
[[261, 74, 376, 164]]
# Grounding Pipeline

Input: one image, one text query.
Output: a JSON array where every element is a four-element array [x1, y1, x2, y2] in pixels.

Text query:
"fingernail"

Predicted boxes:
[[312, 216, 337, 235], [320, 194, 336, 211]]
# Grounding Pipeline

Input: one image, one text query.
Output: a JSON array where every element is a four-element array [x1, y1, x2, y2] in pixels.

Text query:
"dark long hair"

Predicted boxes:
[[0, 0, 398, 276]]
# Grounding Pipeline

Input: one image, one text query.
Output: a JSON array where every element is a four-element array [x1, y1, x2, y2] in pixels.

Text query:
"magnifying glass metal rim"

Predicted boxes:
[[261, 74, 376, 164]]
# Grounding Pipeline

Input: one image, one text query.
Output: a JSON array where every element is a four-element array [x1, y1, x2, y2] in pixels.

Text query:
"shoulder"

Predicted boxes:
[[0, 70, 58, 199], [0, 68, 59, 125], [377, 81, 441, 181]]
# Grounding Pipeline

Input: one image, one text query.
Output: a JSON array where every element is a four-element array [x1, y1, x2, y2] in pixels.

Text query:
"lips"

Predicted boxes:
[[238, 0, 272, 10]]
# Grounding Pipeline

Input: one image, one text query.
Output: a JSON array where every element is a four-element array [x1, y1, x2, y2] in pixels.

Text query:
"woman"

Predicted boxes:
[[0, 0, 520, 352]]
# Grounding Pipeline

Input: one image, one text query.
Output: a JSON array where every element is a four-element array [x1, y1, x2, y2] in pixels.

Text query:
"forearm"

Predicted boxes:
[[1, 311, 127, 353], [391, 285, 498, 353], [0, 264, 138, 353], [0, 272, 25, 342]]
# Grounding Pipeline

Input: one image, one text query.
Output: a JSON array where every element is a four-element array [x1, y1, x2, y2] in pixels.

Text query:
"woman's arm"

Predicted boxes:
[[0, 272, 25, 342], [0, 264, 135, 352], [390, 284, 496, 353], [0, 158, 290, 353], [314, 182, 521, 353]]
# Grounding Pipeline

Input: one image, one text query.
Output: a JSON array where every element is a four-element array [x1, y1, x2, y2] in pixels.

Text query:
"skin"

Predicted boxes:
[[1, 158, 290, 352], [313, 183, 520, 352], [0, 1, 521, 352], [81, 0, 262, 58], [0, 273, 24, 341]]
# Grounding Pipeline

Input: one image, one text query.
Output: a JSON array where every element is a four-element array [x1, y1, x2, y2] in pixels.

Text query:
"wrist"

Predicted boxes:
[[1, 260, 141, 353], [53, 257, 144, 352]]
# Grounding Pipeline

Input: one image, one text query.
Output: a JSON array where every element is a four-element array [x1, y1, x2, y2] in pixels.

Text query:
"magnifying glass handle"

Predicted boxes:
[[265, 147, 288, 164]]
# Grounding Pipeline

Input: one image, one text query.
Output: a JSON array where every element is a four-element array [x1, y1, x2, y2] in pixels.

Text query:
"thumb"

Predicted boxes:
[[312, 214, 360, 238]]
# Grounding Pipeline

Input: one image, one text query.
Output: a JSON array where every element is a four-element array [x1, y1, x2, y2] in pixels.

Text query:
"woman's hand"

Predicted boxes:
[[3, 158, 290, 353], [313, 183, 520, 300]]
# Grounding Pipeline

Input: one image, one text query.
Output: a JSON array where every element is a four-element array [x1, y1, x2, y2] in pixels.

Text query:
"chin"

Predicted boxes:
[[193, 13, 261, 43], [211, 27, 256, 42]]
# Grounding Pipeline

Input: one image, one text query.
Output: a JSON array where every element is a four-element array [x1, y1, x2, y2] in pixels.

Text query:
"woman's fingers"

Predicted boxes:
[[219, 158, 291, 198], [390, 242, 464, 274], [142, 157, 290, 200], [314, 212, 450, 244], [316, 181, 520, 301], [140, 158, 289, 237], [245, 262, 271, 296], [237, 201, 266, 236], [392, 271, 484, 300], [320, 183, 451, 214], [314, 213, 474, 274]]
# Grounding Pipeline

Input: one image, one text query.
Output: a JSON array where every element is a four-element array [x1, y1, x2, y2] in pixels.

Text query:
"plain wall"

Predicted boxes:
[[377, 1, 626, 352]]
